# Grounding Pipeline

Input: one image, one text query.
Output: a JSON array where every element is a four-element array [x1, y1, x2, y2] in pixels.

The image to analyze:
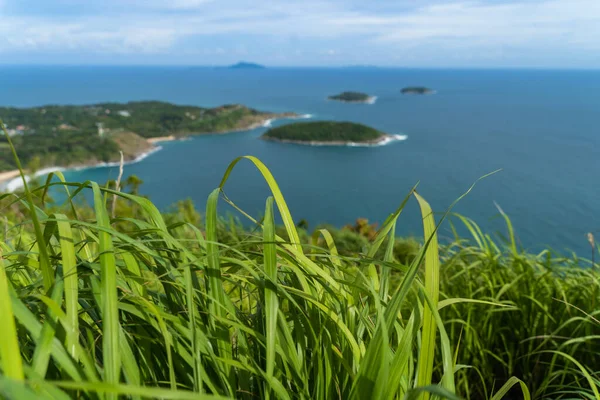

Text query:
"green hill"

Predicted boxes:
[[262, 121, 386, 144], [0, 101, 290, 171]]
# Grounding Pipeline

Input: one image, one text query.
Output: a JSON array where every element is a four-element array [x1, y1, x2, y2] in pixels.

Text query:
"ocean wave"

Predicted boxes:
[[262, 114, 312, 129], [3, 146, 164, 192], [73, 146, 163, 171], [346, 134, 408, 147], [281, 134, 408, 148], [3, 166, 65, 192], [291, 113, 313, 119]]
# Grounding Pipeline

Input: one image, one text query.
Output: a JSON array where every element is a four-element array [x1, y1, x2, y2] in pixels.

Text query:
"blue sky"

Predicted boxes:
[[1, 0, 599, 68]]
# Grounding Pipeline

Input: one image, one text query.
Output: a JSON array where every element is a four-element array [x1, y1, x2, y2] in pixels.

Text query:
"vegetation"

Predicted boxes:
[[401, 87, 434, 95], [0, 124, 598, 398], [262, 121, 386, 143], [0, 129, 122, 171], [0, 102, 287, 171], [328, 91, 372, 102]]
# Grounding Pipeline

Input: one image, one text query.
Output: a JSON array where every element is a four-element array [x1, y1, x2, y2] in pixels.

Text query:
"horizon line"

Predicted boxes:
[[0, 63, 599, 71]]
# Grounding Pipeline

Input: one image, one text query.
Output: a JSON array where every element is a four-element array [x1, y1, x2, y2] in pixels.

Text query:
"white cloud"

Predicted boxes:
[[369, 0, 600, 49], [0, 0, 599, 65], [124, 0, 215, 10], [0, 20, 176, 53]]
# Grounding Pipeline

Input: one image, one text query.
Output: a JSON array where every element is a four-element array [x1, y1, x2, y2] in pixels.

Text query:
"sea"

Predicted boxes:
[[1, 65, 599, 256]]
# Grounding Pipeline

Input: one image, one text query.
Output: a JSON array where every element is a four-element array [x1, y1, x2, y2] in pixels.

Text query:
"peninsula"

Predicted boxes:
[[328, 91, 375, 103], [261, 121, 398, 146], [0, 101, 294, 173], [401, 86, 435, 95]]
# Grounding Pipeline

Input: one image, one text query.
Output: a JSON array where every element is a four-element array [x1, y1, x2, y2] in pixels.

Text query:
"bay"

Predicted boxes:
[[1, 65, 599, 255]]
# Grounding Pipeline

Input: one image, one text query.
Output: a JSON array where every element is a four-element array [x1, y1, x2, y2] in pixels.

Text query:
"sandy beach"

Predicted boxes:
[[0, 170, 21, 184], [147, 135, 176, 144]]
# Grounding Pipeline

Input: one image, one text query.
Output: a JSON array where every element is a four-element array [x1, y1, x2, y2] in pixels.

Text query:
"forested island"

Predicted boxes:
[[262, 121, 392, 145], [401, 86, 435, 94], [0, 101, 293, 172], [328, 91, 374, 103]]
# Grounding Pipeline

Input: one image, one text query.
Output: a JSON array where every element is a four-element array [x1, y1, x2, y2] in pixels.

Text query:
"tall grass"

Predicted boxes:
[[0, 123, 598, 398], [441, 216, 600, 399]]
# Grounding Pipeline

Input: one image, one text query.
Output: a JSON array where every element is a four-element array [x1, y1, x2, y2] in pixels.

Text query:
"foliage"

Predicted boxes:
[[263, 121, 385, 143], [439, 222, 600, 399], [0, 101, 270, 138], [0, 130, 121, 170]]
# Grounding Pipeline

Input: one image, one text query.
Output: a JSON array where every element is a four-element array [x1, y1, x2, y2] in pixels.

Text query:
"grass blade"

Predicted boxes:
[[92, 182, 121, 396], [414, 192, 440, 399], [490, 376, 531, 400], [264, 196, 278, 383], [0, 119, 53, 291], [0, 249, 24, 381], [54, 214, 79, 360]]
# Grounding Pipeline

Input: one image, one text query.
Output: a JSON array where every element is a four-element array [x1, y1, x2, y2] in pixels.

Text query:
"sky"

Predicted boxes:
[[1, 0, 599, 68]]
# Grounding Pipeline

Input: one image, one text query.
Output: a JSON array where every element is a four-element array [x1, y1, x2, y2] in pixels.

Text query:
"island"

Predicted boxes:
[[0, 101, 294, 173], [261, 121, 398, 146], [401, 86, 435, 95], [327, 91, 375, 103], [228, 62, 266, 69]]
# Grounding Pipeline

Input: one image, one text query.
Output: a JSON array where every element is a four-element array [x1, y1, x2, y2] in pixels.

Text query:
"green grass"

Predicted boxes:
[[0, 121, 599, 398]]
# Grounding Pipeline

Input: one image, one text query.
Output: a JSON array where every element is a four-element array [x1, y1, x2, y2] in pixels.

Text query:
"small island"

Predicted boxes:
[[261, 121, 398, 146], [228, 62, 266, 69], [327, 91, 375, 104], [401, 86, 435, 95]]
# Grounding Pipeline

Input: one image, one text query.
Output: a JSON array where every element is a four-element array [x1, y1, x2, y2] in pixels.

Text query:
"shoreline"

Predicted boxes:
[[147, 135, 176, 144], [0, 146, 164, 192], [0, 112, 314, 192], [328, 96, 377, 105], [262, 133, 407, 147], [141, 113, 312, 143]]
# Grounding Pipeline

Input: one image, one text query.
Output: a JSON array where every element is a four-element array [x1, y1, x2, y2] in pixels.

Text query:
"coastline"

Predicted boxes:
[[0, 112, 313, 192], [262, 133, 407, 147], [147, 135, 176, 144], [140, 112, 312, 143], [328, 96, 377, 105], [0, 146, 164, 192]]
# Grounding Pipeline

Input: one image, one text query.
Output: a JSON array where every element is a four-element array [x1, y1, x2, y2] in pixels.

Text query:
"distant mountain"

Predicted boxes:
[[228, 62, 266, 69]]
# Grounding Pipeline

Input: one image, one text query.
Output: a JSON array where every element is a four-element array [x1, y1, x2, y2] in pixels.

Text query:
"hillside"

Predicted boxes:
[[0, 101, 292, 171], [262, 121, 387, 144]]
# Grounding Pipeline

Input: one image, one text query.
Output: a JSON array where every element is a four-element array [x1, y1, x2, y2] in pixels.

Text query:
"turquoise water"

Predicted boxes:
[[1, 66, 599, 254]]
